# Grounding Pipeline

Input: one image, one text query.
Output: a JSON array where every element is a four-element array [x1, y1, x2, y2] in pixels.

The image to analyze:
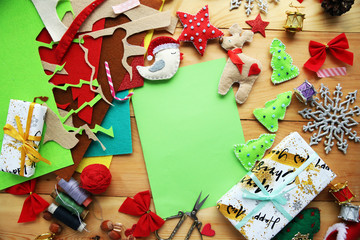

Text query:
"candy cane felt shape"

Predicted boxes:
[[105, 61, 134, 101]]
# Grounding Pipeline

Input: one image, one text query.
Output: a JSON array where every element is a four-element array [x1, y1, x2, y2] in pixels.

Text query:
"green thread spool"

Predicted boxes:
[[50, 190, 89, 219]]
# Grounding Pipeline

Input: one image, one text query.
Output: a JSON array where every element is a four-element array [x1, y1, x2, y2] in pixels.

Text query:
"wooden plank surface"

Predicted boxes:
[[0, 0, 360, 239]]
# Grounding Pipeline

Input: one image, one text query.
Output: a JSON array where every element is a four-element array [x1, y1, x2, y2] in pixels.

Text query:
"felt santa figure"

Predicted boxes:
[[324, 222, 360, 240]]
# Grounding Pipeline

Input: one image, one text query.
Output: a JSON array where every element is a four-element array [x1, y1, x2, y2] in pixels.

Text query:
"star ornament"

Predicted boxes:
[[246, 13, 269, 37], [177, 5, 224, 56]]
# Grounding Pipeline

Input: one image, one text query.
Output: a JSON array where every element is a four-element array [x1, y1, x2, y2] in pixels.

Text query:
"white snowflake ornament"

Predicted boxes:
[[299, 83, 360, 154]]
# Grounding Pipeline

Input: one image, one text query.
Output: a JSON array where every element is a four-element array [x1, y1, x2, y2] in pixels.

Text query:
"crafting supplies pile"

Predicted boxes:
[[0, 0, 359, 239]]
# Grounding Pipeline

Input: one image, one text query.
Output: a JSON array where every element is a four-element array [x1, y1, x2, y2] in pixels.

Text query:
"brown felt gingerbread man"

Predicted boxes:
[[218, 24, 262, 104]]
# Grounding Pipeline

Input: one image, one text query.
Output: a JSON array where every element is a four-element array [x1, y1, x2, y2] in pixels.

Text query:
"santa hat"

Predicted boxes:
[[324, 222, 360, 240], [146, 36, 179, 61]]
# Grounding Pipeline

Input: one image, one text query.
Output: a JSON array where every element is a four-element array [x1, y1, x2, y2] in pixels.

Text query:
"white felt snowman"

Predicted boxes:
[[136, 37, 182, 80]]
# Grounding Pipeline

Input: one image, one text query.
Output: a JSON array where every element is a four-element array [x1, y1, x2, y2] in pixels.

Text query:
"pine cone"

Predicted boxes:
[[321, 0, 354, 16]]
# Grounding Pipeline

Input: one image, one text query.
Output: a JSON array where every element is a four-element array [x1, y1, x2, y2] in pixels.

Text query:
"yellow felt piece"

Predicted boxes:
[[76, 155, 113, 173]]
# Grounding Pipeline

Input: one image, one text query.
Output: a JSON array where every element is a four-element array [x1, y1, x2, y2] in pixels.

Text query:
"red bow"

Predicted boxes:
[[228, 48, 244, 74], [5, 179, 49, 223], [119, 190, 165, 237], [304, 33, 353, 72]]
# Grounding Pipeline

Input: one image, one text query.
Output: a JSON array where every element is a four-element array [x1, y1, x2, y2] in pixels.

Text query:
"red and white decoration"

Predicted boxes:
[[324, 222, 360, 240]]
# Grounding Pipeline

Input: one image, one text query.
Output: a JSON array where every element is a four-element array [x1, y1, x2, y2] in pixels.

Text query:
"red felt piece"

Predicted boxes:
[[119, 190, 165, 237], [325, 222, 360, 240], [117, 55, 145, 91], [298, 0, 304, 3], [248, 63, 261, 76], [304, 33, 354, 72], [245, 14, 269, 38], [54, 0, 106, 63], [146, 36, 179, 60], [201, 223, 215, 237], [5, 179, 49, 223], [177, 5, 223, 56], [57, 102, 71, 109], [38, 20, 104, 124], [228, 48, 244, 74]]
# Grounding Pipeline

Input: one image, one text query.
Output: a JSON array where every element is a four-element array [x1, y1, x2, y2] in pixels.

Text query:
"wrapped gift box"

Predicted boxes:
[[217, 132, 336, 240], [0, 100, 47, 177]]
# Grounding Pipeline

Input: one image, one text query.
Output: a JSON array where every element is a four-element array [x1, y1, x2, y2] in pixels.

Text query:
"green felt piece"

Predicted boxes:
[[273, 208, 320, 240], [253, 91, 293, 133], [270, 38, 299, 85], [0, 0, 73, 190], [234, 133, 276, 171]]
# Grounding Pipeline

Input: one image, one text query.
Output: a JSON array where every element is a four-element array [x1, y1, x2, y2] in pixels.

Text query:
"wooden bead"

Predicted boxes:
[[49, 223, 62, 234], [108, 230, 122, 240], [42, 211, 52, 221], [101, 220, 114, 231]]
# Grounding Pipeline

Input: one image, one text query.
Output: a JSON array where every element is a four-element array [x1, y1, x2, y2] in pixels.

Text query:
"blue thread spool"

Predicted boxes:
[[57, 177, 92, 207], [48, 203, 87, 232]]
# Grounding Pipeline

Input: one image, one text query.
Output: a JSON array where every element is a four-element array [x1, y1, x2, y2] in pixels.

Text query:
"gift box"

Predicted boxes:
[[217, 132, 336, 240], [0, 100, 48, 177]]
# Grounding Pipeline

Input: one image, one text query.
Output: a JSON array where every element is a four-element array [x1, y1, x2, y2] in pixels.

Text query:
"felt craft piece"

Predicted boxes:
[[132, 58, 246, 218], [218, 24, 262, 104], [79, 11, 172, 81], [112, 0, 140, 14], [137, 37, 181, 80], [298, 83, 360, 154], [85, 90, 132, 157], [75, 155, 112, 173], [71, 0, 177, 34], [1, 100, 49, 177], [5, 179, 49, 223], [324, 222, 360, 240], [41, 61, 68, 75], [270, 39, 300, 84], [253, 91, 293, 132], [80, 164, 111, 194], [317, 67, 347, 78], [245, 13, 269, 37], [31, 0, 68, 42], [234, 133, 276, 171], [80, 124, 106, 151], [119, 190, 165, 237], [54, 0, 106, 63], [303, 33, 354, 73], [177, 5, 224, 56], [201, 223, 216, 237], [42, 103, 79, 149], [273, 208, 320, 240]]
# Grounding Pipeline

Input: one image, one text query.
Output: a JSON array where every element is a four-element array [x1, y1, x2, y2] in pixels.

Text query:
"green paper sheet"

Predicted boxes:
[[132, 58, 246, 218], [0, 0, 73, 190]]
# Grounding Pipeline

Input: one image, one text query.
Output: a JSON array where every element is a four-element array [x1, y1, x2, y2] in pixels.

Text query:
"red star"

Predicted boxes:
[[245, 14, 269, 38], [177, 5, 223, 56]]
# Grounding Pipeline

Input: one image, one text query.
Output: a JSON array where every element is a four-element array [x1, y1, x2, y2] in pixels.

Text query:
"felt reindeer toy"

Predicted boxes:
[[218, 24, 262, 104]]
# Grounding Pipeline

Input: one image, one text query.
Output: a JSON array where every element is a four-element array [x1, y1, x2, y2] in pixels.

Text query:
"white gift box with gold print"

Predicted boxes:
[[0, 100, 47, 177], [217, 132, 336, 240]]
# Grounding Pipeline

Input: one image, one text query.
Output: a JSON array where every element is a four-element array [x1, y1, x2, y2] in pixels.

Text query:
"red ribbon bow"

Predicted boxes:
[[5, 179, 49, 223], [119, 190, 165, 237], [228, 48, 244, 74], [304, 33, 354, 72]]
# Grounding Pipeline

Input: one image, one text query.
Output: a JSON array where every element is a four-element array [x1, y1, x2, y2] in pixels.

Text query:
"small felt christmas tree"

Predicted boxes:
[[270, 39, 299, 84], [234, 133, 276, 171], [273, 208, 320, 240], [253, 91, 292, 132]]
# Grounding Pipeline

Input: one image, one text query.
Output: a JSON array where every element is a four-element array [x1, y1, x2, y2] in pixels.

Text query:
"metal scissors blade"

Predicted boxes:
[[190, 192, 209, 219]]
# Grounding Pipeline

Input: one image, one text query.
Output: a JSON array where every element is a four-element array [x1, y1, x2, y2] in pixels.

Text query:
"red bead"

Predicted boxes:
[[101, 220, 114, 232], [108, 230, 122, 240], [49, 223, 62, 234]]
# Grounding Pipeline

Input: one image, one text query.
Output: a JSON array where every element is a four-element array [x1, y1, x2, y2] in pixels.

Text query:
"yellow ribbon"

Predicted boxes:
[[3, 102, 50, 176]]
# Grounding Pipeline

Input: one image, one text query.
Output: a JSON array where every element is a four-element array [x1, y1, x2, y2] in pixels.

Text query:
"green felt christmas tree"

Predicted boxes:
[[234, 133, 276, 171], [253, 91, 292, 132], [270, 38, 300, 84], [273, 208, 320, 240]]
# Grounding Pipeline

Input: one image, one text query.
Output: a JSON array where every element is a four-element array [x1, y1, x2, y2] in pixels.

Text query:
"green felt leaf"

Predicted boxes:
[[253, 91, 292, 132], [234, 133, 276, 171], [273, 208, 320, 240], [270, 38, 299, 85]]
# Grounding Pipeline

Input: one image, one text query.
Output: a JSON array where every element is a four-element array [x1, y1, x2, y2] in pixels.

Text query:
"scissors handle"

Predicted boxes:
[[185, 220, 203, 240], [155, 211, 187, 240]]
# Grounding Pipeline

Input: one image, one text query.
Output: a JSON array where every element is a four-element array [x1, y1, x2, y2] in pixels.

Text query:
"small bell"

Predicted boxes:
[[292, 232, 310, 240]]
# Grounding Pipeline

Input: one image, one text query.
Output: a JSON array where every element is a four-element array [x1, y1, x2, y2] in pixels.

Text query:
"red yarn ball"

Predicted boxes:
[[80, 164, 112, 194]]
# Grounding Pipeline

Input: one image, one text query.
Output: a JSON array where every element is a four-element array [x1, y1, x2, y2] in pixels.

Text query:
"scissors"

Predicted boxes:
[[155, 192, 209, 240]]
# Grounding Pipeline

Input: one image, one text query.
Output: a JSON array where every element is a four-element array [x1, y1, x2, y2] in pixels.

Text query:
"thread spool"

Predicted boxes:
[[48, 203, 86, 232], [57, 177, 92, 207], [50, 190, 89, 219]]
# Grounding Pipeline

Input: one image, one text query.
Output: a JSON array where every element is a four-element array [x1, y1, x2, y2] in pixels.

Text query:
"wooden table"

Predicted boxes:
[[0, 0, 359, 239]]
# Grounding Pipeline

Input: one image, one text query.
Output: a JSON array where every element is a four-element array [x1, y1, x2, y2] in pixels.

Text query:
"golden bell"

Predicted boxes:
[[284, 11, 305, 32]]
